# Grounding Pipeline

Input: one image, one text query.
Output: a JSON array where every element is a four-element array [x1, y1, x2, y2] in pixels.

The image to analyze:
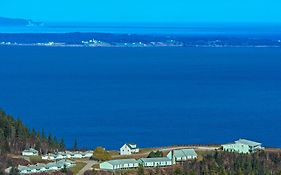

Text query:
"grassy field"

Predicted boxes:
[[29, 156, 49, 164], [70, 162, 87, 174]]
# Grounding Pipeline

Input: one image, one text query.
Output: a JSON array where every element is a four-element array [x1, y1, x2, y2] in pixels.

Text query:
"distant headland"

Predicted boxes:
[[0, 17, 43, 27]]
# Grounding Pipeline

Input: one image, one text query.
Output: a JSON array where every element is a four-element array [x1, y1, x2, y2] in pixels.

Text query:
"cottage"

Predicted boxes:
[[22, 148, 39, 156], [222, 139, 263, 154], [42, 151, 93, 160], [167, 149, 197, 163], [120, 143, 139, 155], [138, 157, 172, 167], [82, 151, 93, 158], [100, 159, 139, 170], [14, 160, 75, 174]]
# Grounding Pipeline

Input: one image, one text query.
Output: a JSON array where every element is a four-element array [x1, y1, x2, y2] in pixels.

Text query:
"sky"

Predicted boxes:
[[0, 0, 281, 23]]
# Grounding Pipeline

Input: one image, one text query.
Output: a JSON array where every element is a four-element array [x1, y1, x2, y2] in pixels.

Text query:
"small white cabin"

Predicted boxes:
[[22, 148, 39, 156]]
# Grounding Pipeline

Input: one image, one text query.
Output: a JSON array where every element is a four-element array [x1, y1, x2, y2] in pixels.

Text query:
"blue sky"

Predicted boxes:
[[0, 0, 281, 23]]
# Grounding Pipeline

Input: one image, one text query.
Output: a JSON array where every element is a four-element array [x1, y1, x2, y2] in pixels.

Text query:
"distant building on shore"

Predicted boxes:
[[100, 159, 139, 170], [120, 143, 139, 155], [22, 148, 39, 156], [222, 139, 264, 154], [167, 149, 197, 163]]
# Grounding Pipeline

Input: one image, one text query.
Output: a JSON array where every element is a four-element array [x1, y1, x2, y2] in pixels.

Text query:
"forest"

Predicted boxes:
[[0, 109, 65, 173]]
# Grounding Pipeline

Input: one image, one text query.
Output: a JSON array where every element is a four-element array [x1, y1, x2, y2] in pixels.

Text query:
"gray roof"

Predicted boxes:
[[139, 157, 171, 163], [23, 148, 38, 153], [126, 143, 138, 149], [18, 159, 75, 172], [235, 139, 261, 146], [173, 149, 197, 158], [105, 159, 138, 166]]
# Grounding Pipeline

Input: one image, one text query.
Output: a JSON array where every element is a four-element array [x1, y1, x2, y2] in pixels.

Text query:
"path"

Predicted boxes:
[[77, 160, 97, 175], [160, 146, 219, 152]]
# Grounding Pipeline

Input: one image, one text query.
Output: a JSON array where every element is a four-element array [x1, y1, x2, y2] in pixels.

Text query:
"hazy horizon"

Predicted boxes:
[[1, 0, 281, 23]]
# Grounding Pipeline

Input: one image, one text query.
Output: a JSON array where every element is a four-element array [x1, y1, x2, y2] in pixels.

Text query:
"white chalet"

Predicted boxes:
[[120, 143, 139, 155]]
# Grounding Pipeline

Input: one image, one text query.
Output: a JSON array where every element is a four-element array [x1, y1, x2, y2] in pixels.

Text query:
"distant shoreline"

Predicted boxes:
[[1, 43, 281, 48], [1, 32, 280, 48]]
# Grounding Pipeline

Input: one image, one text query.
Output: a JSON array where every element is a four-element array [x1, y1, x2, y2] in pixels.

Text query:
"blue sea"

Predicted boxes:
[[1, 46, 281, 149]]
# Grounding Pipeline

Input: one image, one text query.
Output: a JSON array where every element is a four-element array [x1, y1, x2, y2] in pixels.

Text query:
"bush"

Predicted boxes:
[[147, 150, 163, 158], [91, 147, 111, 161]]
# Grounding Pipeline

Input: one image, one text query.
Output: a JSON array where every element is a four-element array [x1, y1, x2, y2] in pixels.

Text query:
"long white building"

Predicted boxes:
[[100, 159, 139, 170]]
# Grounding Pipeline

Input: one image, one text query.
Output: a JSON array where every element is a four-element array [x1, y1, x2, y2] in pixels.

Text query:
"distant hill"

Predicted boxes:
[[0, 17, 43, 26]]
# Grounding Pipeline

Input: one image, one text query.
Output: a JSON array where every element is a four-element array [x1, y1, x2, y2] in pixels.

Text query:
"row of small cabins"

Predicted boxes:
[[100, 149, 198, 170], [22, 148, 93, 160], [6, 160, 75, 174], [42, 151, 93, 160]]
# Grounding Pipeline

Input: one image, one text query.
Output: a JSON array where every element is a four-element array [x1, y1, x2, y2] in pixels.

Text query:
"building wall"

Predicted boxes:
[[142, 161, 172, 167], [120, 145, 132, 155], [223, 143, 250, 153], [100, 162, 114, 170], [131, 148, 139, 153]]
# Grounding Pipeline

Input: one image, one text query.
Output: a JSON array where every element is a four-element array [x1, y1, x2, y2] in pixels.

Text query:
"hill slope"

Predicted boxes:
[[0, 109, 65, 172]]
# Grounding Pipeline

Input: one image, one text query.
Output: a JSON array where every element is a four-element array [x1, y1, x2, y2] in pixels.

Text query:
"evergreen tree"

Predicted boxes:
[[9, 166, 20, 175], [73, 139, 78, 151]]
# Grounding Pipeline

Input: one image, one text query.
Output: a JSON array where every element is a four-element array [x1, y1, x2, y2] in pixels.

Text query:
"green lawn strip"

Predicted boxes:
[[69, 162, 87, 174]]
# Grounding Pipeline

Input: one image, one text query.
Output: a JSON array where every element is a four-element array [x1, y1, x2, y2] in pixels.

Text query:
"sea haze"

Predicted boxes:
[[0, 46, 281, 149]]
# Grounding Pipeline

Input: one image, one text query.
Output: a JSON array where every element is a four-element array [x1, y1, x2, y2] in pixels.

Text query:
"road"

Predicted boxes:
[[77, 160, 97, 175], [160, 146, 219, 152]]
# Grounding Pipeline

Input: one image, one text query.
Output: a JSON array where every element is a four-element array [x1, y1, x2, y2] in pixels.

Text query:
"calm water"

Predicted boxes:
[[1, 46, 281, 149]]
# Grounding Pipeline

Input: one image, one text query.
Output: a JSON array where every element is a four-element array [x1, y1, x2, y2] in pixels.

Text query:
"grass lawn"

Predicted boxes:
[[70, 162, 87, 174], [29, 156, 49, 164]]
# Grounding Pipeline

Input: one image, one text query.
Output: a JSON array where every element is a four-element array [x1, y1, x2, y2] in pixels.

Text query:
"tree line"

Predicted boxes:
[[0, 109, 65, 173]]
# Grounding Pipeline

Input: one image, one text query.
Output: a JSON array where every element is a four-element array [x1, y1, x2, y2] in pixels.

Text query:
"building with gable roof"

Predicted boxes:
[[100, 159, 139, 170], [167, 149, 197, 163], [120, 143, 139, 155], [222, 138, 263, 153]]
